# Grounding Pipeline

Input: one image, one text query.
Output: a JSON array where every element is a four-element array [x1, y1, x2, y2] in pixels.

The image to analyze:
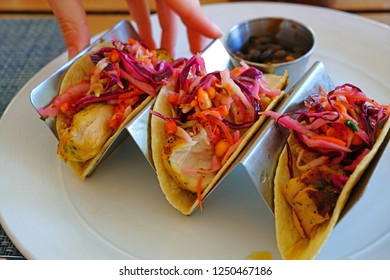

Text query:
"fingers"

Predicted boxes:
[[48, 0, 90, 60], [50, 0, 222, 59], [125, 0, 156, 50], [161, 0, 223, 54], [155, 0, 179, 55], [164, 0, 223, 38], [186, 27, 207, 54]]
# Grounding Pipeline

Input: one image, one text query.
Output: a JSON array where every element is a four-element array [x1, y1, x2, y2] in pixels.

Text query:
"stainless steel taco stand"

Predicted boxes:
[[30, 20, 380, 215], [107, 40, 339, 214]]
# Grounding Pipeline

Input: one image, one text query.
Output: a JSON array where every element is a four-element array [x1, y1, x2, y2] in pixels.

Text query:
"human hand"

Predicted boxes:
[[145, 0, 223, 55], [48, 0, 223, 59]]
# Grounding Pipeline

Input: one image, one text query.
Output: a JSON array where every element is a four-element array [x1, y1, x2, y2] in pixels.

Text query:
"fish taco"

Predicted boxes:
[[39, 39, 173, 179], [151, 54, 288, 215], [263, 84, 390, 259]]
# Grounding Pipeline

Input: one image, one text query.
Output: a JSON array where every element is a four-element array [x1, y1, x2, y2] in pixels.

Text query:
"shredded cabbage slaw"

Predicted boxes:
[[262, 83, 390, 186], [38, 38, 174, 131]]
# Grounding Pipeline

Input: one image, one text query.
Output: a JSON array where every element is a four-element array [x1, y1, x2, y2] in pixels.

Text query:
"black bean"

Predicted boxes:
[[260, 48, 273, 61], [272, 49, 287, 59]]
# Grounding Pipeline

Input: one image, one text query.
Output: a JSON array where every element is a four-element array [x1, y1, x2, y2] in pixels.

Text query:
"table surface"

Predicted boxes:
[[0, 0, 389, 260]]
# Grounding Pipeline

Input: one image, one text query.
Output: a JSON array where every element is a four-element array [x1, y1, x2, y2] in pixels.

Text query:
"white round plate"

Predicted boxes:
[[1, 2, 390, 259]]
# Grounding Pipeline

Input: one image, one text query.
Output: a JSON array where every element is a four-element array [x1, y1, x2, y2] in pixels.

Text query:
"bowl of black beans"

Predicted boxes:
[[225, 17, 315, 76]]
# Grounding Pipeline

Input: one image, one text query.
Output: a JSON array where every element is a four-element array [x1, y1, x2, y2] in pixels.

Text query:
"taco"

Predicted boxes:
[[262, 84, 390, 259], [38, 39, 174, 179], [151, 54, 288, 215]]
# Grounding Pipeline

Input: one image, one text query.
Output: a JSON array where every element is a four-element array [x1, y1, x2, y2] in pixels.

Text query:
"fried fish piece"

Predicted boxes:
[[284, 165, 344, 239], [57, 103, 114, 162], [162, 128, 216, 193]]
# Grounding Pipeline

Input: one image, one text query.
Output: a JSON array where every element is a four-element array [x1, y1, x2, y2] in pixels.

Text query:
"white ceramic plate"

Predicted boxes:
[[1, 2, 390, 260]]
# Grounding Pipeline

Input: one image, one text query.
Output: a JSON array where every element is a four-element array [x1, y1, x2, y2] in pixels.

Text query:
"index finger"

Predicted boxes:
[[125, 0, 156, 50], [163, 0, 223, 39], [48, 0, 91, 59]]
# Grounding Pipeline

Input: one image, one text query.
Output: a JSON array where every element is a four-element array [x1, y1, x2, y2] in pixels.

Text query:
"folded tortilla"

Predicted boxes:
[[151, 67, 288, 215], [274, 99, 390, 259], [53, 41, 170, 179]]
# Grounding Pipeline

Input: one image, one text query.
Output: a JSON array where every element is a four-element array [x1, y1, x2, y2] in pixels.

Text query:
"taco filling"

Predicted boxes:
[[263, 84, 390, 259], [38, 39, 174, 178], [151, 54, 288, 215]]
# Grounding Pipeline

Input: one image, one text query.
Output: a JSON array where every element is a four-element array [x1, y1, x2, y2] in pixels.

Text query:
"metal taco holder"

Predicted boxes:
[[31, 20, 361, 214], [127, 58, 336, 214]]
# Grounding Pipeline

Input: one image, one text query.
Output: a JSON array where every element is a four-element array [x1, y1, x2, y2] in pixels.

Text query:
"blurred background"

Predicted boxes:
[[1, 0, 389, 34]]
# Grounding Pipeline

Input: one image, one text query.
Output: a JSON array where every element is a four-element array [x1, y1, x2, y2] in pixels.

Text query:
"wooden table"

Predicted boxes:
[[1, 0, 389, 35]]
